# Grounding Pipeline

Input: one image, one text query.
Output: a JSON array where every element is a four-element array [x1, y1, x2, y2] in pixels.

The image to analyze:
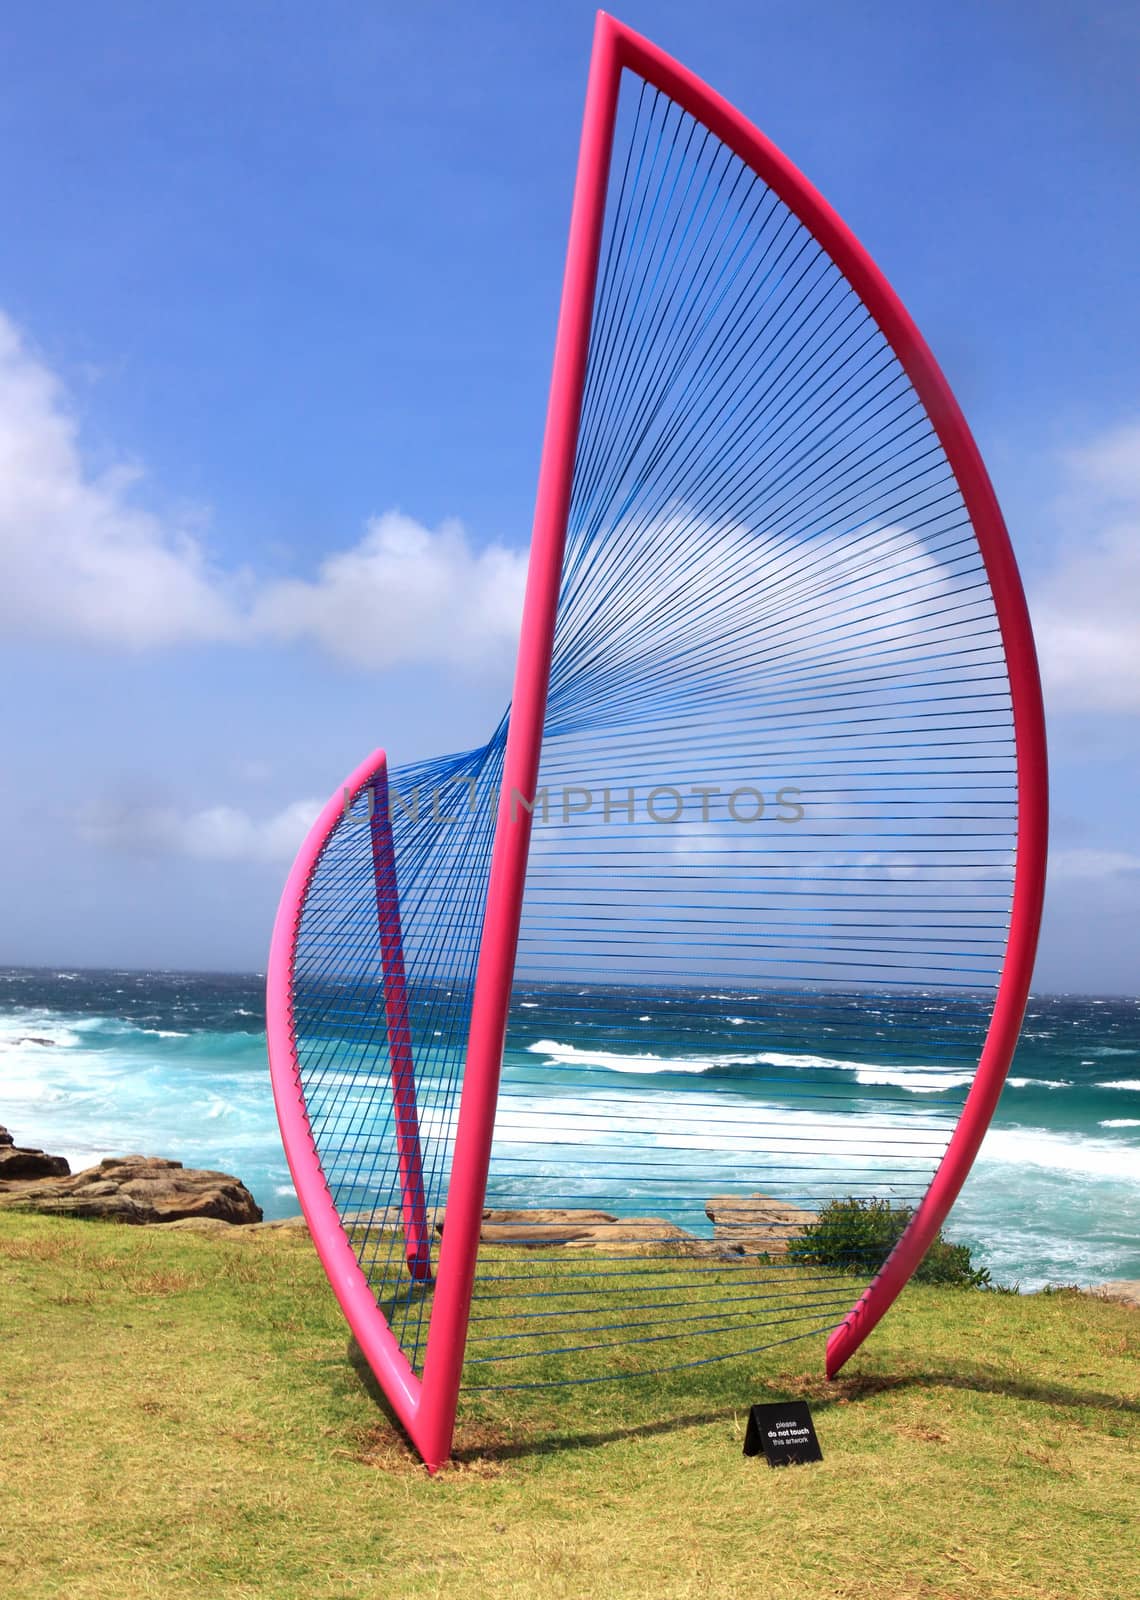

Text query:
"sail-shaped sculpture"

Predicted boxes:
[[267, 12, 1047, 1472]]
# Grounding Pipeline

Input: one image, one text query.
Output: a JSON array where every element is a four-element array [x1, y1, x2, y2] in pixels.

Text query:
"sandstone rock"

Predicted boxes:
[[352, 1204, 442, 1228], [1090, 1280, 1140, 1311], [432, 1207, 618, 1247], [481, 1208, 618, 1227], [477, 1211, 617, 1246], [0, 1155, 262, 1225], [562, 1218, 693, 1250], [477, 1223, 595, 1246], [154, 1215, 313, 1237], [428, 1205, 748, 1256], [704, 1193, 816, 1255], [479, 1209, 622, 1246], [145, 1199, 799, 1260], [0, 1132, 70, 1181], [463, 1210, 714, 1255]]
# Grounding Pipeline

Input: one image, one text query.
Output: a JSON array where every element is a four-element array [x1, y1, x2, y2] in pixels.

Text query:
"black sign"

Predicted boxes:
[[743, 1401, 823, 1466]]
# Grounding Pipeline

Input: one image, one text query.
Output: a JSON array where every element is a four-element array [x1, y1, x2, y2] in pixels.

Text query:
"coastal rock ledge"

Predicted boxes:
[[1090, 1281, 1140, 1311], [0, 1151, 262, 1226], [0, 1125, 70, 1182], [704, 1193, 817, 1254]]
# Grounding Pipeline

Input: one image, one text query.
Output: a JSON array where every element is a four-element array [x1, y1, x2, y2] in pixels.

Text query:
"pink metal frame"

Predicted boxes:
[[369, 763, 433, 1283], [267, 748, 423, 1441], [268, 10, 1047, 1472]]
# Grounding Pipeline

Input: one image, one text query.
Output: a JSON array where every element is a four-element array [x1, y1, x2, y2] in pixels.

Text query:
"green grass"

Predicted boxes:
[[1, 1212, 1136, 1600]]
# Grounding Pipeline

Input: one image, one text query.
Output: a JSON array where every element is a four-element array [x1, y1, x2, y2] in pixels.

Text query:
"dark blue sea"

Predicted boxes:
[[1, 966, 1137, 1290]]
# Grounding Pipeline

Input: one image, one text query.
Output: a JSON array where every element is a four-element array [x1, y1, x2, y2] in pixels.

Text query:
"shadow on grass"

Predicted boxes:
[[344, 1338, 1136, 1470], [456, 1369, 1138, 1465], [778, 1367, 1140, 1419]]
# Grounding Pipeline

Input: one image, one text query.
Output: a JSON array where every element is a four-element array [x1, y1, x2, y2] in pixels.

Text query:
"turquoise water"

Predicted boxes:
[[1, 966, 1137, 1290]]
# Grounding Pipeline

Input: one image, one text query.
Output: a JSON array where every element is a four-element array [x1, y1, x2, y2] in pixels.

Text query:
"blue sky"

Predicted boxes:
[[0, 0, 1137, 991]]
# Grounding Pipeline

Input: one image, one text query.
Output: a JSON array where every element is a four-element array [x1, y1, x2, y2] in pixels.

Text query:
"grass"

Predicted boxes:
[[1, 1211, 1137, 1600]]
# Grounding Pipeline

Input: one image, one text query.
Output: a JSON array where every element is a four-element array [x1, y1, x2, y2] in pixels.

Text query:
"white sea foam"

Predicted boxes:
[[748, 1050, 872, 1071], [402, 1080, 1140, 1195], [528, 1039, 709, 1075], [315, 1077, 956, 1174], [0, 1004, 270, 1190], [490, 1091, 954, 1163], [1099, 1080, 1140, 1091], [528, 1037, 977, 1093], [977, 1125, 1140, 1183], [0, 1013, 83, 1051], [851, 1067, 973, 1092], [8, 990, 1139, 1291]]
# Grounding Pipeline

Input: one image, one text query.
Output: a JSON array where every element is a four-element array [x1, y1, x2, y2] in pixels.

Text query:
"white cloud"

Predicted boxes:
[[0, 312, 239, 647], [14, 298, 1139, 716], [0, 310, 526, 668], [1068, 423, 1140, 501], [1032, 420, 1140, 713], [250, 510, 526, 669], [82, 797, 322, 864], [1049, 848, 1140, 881], [546, 508, 973, 737]]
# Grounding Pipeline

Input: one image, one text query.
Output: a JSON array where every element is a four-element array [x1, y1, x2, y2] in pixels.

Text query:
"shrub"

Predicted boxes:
[[787, 1195, 991, 1289]]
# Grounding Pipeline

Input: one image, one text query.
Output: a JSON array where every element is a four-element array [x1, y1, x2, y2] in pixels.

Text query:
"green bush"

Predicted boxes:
[[787, 1195, 991, 1289]]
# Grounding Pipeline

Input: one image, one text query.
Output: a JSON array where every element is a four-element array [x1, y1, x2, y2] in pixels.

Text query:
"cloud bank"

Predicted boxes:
[[6, 306, 1139, 711], [0, 314, 238, 648], [251, 511, 528, 669], [82, 797, 323, 865], [0, 311, 527, 669]]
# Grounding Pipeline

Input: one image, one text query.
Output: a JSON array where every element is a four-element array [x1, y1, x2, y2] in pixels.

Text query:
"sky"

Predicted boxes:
[[0, 0, 1137, 992]]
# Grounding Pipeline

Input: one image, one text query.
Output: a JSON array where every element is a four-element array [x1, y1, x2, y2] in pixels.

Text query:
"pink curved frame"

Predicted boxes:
[[368, 762, 434, 1282], [269, 10, 1047, 1472], [267, 748, 425, 1445]]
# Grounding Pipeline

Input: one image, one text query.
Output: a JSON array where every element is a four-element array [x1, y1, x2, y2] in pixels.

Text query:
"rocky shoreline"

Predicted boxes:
[[0, 1121, 813, 1253], [0, 1123, 262, 1226], [3, 1122, 1138, 1303]]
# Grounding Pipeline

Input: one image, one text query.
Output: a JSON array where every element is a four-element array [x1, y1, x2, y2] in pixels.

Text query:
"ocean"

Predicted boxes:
[[1, 966, 1137, 1291]]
